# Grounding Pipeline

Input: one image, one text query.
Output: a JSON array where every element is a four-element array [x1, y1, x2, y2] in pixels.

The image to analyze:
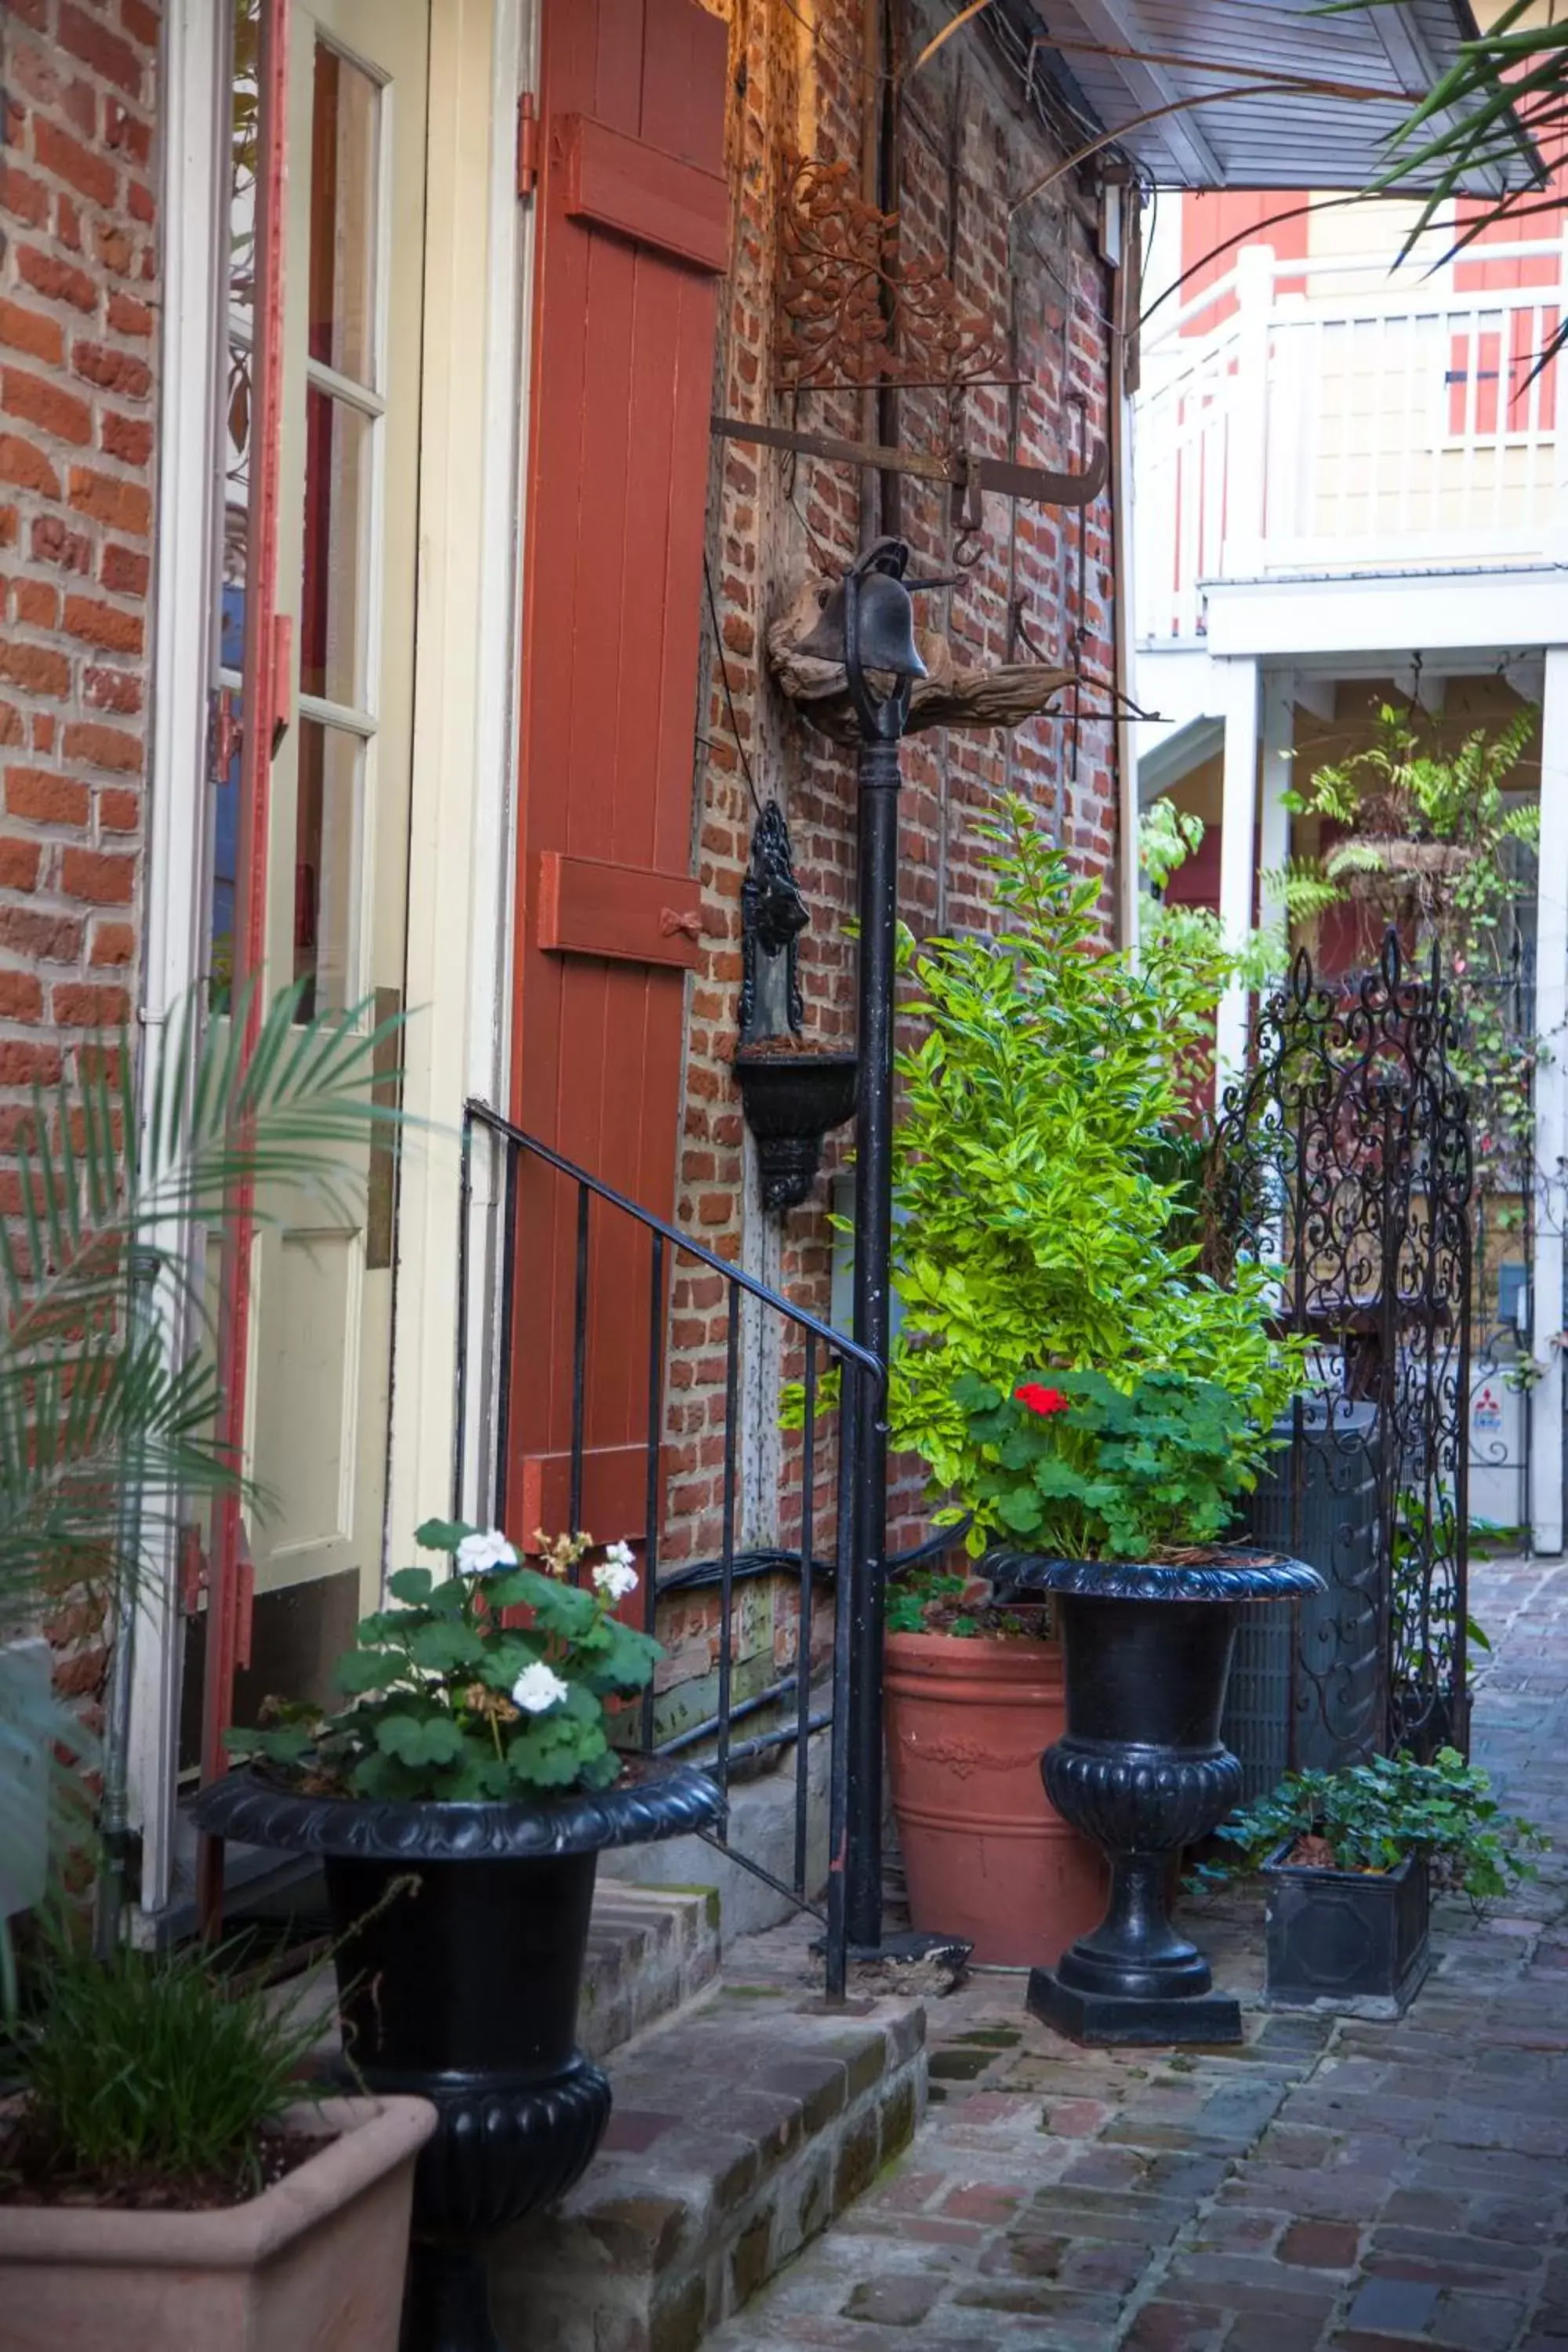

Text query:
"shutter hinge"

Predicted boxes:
[[516, 90, 540, 201]]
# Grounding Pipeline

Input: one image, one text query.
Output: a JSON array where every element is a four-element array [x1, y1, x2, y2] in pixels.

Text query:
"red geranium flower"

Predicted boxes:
[[1014, 1381, 1069, 1417]]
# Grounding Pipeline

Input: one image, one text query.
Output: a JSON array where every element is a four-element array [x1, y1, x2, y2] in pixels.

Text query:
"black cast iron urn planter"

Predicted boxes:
[[987, 1548, 1323, 2046], [196, 1760, 723, 2352]]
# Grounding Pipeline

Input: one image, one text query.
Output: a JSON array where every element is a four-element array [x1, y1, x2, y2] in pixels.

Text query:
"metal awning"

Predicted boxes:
[[993, 0, 1537, 193]]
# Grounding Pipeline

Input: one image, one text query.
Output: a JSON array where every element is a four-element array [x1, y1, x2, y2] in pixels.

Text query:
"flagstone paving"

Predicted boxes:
[[706, 1555, 1568, 2352]]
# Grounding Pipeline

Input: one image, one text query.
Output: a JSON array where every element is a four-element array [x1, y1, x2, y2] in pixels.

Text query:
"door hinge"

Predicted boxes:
[[516, 90, 540, 200], [179, 1519, 256, 1671], [207, 686, 242, 786]]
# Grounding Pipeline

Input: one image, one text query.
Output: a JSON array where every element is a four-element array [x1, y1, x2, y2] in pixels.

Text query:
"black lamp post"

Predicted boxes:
[[797, 538, 937, 1951]]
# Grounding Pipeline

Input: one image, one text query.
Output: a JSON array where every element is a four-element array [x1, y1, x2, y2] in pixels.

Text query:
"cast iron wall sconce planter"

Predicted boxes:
[[732, 1045, 859, 1209], [734, 799, 858, 1209], [989, 1548, 1323, 2045]]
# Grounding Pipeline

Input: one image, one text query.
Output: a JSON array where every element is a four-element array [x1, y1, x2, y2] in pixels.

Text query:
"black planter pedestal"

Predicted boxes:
[[988, 1550, 1323, 2047], [196, 1763, 723, 2352]]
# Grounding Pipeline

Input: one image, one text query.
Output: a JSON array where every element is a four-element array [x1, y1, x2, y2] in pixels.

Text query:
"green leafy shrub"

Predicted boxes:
[[227, 1521, 659, 1801], [955, 1367, 1266, 1561], [885, 799, 1304, 1552], [5, 1922, 327, 2201], [1192, 1749, 1548, 1907]]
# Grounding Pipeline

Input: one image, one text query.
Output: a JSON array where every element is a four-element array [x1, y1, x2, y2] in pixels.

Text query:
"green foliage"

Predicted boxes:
[[885, 799, 1304, 1553], [1193, 1748, 1548, 1909], [1272, 704, 1539, 1195], [0, 979, 404, 2002], [5, 1917, 328, 2198], [955, 1367, 1268, 1562], [885, 1567, 971, 1635], [227, 1522, 661, 1801], [1343, 0, 1568, 314], [1139, 799, 1284, 1002]]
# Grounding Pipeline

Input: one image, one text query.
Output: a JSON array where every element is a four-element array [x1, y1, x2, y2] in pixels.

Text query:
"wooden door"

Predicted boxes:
[[508, 0, 729, 1541], [216, 0, 429, 1613]]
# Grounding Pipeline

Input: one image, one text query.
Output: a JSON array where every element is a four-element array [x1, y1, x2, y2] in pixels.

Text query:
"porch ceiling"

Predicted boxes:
[[994, 0, 1537, 194]]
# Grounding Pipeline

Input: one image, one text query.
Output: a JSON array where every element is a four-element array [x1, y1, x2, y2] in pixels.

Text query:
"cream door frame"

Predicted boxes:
[[128, 0, 534, 1922], [126, 0, 231, 1926], [386, 0, 535, 1563]]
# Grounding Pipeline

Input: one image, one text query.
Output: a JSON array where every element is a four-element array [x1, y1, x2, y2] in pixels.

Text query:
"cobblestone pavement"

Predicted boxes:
[[708, 1555, 1568, 2352]]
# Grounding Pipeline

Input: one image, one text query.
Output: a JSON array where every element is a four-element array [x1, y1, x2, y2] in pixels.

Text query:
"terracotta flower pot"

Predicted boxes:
[[884, 1629, 1106, 1966], [0, 2094, 435, 2352]]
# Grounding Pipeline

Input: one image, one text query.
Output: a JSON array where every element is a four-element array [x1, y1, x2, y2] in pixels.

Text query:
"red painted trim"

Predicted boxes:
[[199, 0, 292, 1933], [535, 850, 705, 969], [559, 111, 729, 274]]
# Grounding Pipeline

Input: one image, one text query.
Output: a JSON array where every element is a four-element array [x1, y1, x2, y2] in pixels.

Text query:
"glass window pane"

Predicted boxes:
[[293, 720, 363, 1020], [308, 42, 379, 388], [299, 388, 372, 706]]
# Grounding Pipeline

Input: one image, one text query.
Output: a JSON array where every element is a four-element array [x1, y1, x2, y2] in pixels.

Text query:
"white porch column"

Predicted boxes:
[[1531, 647, 1568, 1553], [1258, 670, 1295, 948], [1214, 656, 1260, 1098]]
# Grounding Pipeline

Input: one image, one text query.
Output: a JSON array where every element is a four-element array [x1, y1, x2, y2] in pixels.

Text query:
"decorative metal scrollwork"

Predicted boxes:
[[777, 154, 1009, 393], [1213, 933, 1474, 1759]]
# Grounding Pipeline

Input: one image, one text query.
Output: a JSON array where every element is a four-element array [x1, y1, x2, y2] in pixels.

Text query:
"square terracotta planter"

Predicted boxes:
[[0, 2093, 435, 2352]]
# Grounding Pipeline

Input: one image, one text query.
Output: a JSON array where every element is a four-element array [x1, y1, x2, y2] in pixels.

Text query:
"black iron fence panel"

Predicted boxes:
[[1215, 935, 1474, 1761], [453, 1102, 883, 2000]]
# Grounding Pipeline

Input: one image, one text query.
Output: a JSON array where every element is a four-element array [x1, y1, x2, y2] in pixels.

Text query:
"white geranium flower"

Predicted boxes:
[[511, 1660, 570, 1714], [593, 1544, 639, 1603], [456, 1528, 518, 1577]]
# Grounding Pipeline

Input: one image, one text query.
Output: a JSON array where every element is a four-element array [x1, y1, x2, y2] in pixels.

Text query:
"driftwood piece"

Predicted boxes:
[[767, 579, 1074, 742]]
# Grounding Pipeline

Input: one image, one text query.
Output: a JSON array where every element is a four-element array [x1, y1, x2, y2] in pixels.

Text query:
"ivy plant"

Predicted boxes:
[[955, 1367, 1264, 1562], [225, 1523, 659, 1801], [1192, 1749, 1548, 1908]]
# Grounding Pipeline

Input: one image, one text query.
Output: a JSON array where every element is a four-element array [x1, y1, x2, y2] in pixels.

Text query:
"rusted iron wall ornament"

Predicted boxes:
[[778, 154, 1009, 391]]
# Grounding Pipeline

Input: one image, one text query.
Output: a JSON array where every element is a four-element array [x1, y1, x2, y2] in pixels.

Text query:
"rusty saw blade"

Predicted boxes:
[[711, 414, 1108, 509]]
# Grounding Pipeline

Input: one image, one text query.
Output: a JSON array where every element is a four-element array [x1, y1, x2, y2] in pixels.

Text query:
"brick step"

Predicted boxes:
[[579, 1880, 722, 2061], [278, 1875, 720, 2071], [492, 1979, 928, 2352]]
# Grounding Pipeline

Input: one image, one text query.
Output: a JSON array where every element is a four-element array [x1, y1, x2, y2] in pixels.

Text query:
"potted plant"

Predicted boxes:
[[1191, 1748, 1545, 2015], [0, 1920, 434, 2351], [882, 1560, 1105, 1966], [201, 1521, 722, 2352], [875, 802, 1312, 2013]]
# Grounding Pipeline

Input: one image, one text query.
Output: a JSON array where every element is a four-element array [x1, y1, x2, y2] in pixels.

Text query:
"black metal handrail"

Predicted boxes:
[[452, 1101, 884, 1999]]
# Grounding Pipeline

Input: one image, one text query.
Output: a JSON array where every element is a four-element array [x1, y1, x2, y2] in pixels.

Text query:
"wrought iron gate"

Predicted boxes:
[[1214, 935, 1474, 1760]]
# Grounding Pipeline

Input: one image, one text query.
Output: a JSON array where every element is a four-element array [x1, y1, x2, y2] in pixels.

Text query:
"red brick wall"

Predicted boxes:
[[0, 0, 158, 1120], [653, 0, 1121, 1710], [2, 0, 160, 1728]]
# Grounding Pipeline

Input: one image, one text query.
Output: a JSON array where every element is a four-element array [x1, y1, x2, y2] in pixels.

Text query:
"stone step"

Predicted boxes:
[[492, 1980, 927, 2352]]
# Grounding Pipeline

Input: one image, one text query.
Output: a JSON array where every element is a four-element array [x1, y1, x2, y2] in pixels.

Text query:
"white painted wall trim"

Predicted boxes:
[[127, 0, 229, 1923], [1203, 568, 1568, 663], [1532, 649, 1568, 1555], [1258, 671, 1294, 943], [387, 0, 533, 1555], [1214, 658, 1259, 1097]]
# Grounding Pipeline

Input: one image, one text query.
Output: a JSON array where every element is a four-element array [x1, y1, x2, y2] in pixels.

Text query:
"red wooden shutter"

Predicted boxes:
[[508, 0, 729, 1539]]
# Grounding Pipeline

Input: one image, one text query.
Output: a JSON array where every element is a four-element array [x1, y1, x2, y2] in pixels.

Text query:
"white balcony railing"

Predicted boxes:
[[1134, 239, 1568, 644]]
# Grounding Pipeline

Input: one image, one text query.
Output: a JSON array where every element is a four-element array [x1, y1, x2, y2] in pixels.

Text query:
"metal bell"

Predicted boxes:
[[796, 569, 927, 679]]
